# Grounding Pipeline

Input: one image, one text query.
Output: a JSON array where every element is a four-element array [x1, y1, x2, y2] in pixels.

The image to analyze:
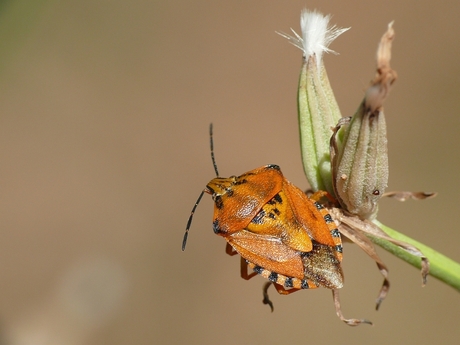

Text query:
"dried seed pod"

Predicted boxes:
[[331, 23, 396, 220]]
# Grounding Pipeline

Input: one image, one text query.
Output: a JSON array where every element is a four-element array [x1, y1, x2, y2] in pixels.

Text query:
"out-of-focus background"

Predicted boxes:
[[0, 1, 459, 344]]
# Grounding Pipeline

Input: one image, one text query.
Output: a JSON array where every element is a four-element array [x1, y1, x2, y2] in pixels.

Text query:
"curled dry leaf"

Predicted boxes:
[[365, 22, 398, 112], [332, 289, 373, 326], [330, 208, 390, 309], [330, 207, 430, 293]]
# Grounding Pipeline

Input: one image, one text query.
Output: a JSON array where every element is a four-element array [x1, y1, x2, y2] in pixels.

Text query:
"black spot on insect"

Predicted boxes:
[[314, 202, 324, 210], [266, 193, 282, 206], [301, 280, 309, 289], [268, 272, 278, 282], [335, 245, 343, 253], [226, 189, 234, 197], [273, 194, 282, 204], [284, 277, 293, 288], [268, 212, 276, 219], [331, 229, 340, 237], [234, 179, 248, 186], [214, 195, 224, 209], [324, 214, 333, 223], [273, 208, 281, 216], [251, 209, 265, 224], [253, 266, 264, 274], [212, 219, 221, 234]]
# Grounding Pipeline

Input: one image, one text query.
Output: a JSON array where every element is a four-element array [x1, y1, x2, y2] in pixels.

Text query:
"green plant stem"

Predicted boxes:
[[371, 220, 460, 291]]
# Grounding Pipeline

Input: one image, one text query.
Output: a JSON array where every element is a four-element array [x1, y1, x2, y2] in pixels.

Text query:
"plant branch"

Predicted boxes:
[[371, 220, 460, 291]]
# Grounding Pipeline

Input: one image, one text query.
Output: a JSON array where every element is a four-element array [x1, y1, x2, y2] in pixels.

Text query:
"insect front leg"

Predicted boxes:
[[309, 190, 336, 204], [225, 244, 258, 280], [225, 243, 238, 256]]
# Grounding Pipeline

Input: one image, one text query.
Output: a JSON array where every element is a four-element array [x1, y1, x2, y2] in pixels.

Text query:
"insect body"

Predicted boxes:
[[206, 164, 344, 292]]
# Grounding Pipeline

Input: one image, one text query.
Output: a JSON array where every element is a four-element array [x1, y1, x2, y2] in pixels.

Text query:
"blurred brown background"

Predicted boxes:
[[0, 1, 459, 344]]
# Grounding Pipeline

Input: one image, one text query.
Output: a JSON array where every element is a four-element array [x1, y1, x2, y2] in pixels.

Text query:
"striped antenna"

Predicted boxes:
[[182, 190, 205, 251], [209, 123, 219, 176]]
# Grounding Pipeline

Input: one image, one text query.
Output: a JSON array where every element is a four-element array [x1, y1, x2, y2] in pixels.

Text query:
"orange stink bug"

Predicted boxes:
[[183, 124, 371, 326]]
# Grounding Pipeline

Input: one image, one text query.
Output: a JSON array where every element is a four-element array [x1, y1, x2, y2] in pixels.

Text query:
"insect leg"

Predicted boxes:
[[240, 256, 258, 280], [262, 282, 301, 312], [225, 243, 238, 256], [309, 190, 336, 203], [225, 245, 258, 279], [262, 282, 275, 312]]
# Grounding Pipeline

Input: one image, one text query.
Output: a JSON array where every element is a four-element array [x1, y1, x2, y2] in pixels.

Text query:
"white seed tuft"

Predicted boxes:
[[278, 9, 349, 66]]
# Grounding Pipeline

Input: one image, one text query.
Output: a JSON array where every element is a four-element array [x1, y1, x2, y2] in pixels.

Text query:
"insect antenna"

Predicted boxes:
[[209, 123, 219, 176], [182, 190, 205, 251], [182, 123, 219, 251]]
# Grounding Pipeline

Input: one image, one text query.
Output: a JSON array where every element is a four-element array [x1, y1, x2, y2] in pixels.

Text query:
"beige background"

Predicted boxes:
[[0, 1, 459, 344]]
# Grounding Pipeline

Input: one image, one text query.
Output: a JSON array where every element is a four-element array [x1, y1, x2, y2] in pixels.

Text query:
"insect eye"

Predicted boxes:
[[214, 195, 224, 209]]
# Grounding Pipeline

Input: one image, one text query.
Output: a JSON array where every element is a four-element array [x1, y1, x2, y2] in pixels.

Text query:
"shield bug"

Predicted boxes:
[[183, 124, 371, 326]]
